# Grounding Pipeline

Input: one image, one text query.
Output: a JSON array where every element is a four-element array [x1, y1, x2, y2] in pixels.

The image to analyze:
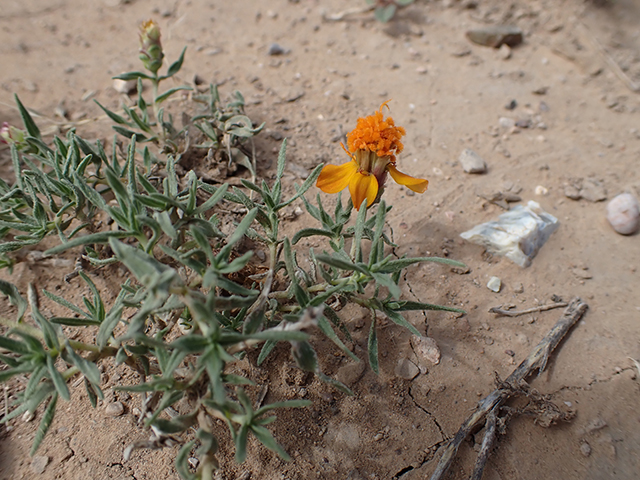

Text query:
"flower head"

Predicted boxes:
[[316, 102, 428, 210], [0, 122, 26, 146], [139, 20, 164, 74]]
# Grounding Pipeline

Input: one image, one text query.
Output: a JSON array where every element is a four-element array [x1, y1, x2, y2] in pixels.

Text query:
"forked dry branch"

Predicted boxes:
[[429, 297, 589, 480]]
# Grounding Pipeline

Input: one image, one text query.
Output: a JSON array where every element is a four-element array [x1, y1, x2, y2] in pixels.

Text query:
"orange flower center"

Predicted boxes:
[[346, 101, 406, 161]]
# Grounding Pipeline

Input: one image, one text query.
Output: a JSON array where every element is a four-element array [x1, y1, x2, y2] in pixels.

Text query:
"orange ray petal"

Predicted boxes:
[[387, 164, 429, 193], [349, 172, 378, 210], [316, 160, 358, 194]]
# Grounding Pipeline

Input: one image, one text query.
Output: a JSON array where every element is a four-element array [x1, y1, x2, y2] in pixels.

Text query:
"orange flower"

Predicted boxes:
[[316, 102, 428, 210]]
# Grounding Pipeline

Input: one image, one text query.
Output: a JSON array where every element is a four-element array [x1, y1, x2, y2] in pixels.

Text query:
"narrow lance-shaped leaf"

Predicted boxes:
[[14, 94, 41, 139], [30, 392, 58, 455]]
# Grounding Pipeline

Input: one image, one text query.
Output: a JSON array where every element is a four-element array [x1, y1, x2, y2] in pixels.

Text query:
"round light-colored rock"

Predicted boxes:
[[487, 276, 502, 292], [606, 193, 639, 235], [105, 401, 125, 417], [459, 149, 487, 174], [411, 335, 441, 365], [112, 78, 136, 94]]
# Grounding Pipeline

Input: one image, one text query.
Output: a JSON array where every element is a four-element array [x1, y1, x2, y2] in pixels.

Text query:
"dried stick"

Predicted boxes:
[[429, 297, 588, 480], [470, 405, 498, 480], [579, 22, 640, 93], [488, 302, 568, 317]]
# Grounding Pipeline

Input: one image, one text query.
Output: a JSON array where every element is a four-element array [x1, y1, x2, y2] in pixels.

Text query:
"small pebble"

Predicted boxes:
[[395, 358, 420, 380], [535, 185, 549, 196], [498, 117, 516, 129], [459, 148, 487, 174], [105, 401, 125, 417], [466, 25, 523, 48], [268, 43, 287, 55], [411, 335, 441, 365], [112, 78, 136, 94], [30, 456, 49, 474], [487, 276, 501, 292], [580, 442, 592, 457], [505, 99, 517, 110], [498, 44, 511, 60], [606, 193, 640, 235]]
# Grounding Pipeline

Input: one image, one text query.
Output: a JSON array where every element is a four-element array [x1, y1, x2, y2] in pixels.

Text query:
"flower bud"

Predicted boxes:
[[0, 122, 26, 146], [139, 20, 164, 74]]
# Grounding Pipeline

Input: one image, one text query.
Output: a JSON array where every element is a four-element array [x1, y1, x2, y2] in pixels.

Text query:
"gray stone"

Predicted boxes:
[[335, 360, 366, 386], [395, 358, 420, 380], [105, 401, 125, 417], [459, 149, 487, 174], [30, 455, 49, 474], [580, 441, 592, 457], [580, 178, 607, 202], [268, 43, 287, 55], [466, 25, 523, 48]]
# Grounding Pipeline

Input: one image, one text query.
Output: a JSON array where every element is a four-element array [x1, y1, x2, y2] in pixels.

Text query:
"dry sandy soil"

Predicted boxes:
[[1, 0, 640, 479]]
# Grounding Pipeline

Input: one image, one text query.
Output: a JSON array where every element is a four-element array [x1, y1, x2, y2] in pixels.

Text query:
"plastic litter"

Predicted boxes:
[[460, 201, 559, 267]]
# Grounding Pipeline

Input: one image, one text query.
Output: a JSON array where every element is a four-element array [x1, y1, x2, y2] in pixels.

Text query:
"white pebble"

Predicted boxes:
[[535, 185, 548, 196], [112, 78, 137, 94], [606, 193, 640, 235], [487, 276, 502, 292]]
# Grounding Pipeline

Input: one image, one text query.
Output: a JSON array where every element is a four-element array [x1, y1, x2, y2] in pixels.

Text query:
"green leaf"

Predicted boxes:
[[175, 440, 197, 480], [94, 100, 129, 125], [371, 272, 402, 299], [388, 300, 466, 313], [44, 230, 135, 255], [374, 256, 466, 273], [30, 392, 57, 455], [165, 46, 187, 78], [170, 335, 209, 353], [316, 254, 367, 274], [43, 288, 89, 318], [0, 335, 30, 354], [375, 4, 396, 22], [14, 94, 41, 139], [291, 341, 318, 372], [112, 126, 149, 142], [96, 304, 123, 349], [112, 71, 153, 81], [250, 425, 291, 461], [368, 314, 379, 374], [257, 339, 277, 365], [46, 355, 70, 401], [292, 228, 334, 244], [234, 424, 250, 463], [0, 280, 27, 321], [218, 208, 258, 260], [382, 308, 421, 337], [64, 341, 101, 385], [276, 138, 287, 180], [155, 86, 192, 104], [317, 316, 358, 361], [50, 317, 101, 326], [275, 164, 324, 210]]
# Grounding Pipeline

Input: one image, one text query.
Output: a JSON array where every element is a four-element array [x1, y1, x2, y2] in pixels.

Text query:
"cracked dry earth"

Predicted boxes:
[[1, 0, 640, 479]]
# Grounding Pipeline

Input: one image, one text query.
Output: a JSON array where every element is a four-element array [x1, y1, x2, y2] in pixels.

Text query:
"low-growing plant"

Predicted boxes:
[[0, 19, 463, 479], [367, 0, 416, 23]]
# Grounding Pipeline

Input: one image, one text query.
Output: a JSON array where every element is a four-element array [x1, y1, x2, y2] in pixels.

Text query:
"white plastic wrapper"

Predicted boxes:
[[460, 201, 559, 267]]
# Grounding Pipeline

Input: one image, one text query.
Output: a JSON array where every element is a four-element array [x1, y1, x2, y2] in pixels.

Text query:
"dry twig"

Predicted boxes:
[[488, 302, 568, 317], [429, 297, 588, 480], [579, 22, 640, 93]]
